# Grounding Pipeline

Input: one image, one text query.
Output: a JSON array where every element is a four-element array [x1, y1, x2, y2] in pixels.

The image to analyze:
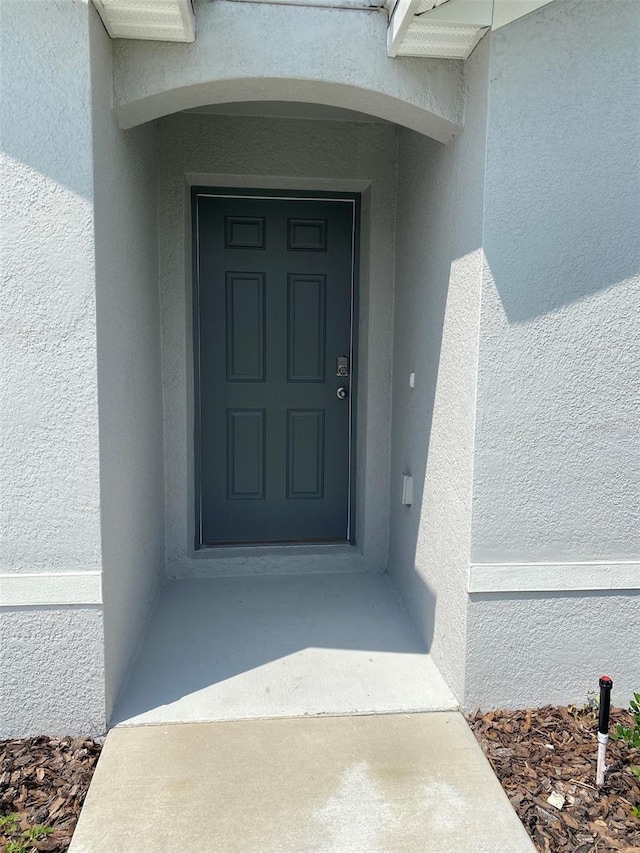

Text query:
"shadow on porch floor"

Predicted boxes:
[[111, 571, 457, 727]]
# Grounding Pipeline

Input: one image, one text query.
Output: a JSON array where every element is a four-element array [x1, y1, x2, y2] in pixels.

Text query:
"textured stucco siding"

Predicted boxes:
[[113, 0, 463, 141], [466, 0, 640, 708], [466, 592, 640, 710], [0, 608, 105, 738], [0, 0, 108, 735], [472, 0, 640, 564], [0, 0, 102, 577], [89, 9, 165, 721], [158, 113, 397, 577], [388, 40, 490, 702]]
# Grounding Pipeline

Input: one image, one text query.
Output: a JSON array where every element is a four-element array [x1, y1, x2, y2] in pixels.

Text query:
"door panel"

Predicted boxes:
[[286, 409, 325, 500], [195, 194, 356, 545], [287, 274, 326, 383], [225, 272, 266, 382], [226, 409, 266, 500]]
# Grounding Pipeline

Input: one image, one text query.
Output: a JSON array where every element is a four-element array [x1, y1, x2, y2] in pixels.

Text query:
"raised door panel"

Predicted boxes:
[[225, 272, 266, 382], [226, 409, 266, 500], [287, 218, 327, 251], [286, 410, 325, 500], [287, 274, 326, 383]]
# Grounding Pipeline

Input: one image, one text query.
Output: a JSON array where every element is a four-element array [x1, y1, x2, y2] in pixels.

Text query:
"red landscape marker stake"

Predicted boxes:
[[596, 675, 613, 787]]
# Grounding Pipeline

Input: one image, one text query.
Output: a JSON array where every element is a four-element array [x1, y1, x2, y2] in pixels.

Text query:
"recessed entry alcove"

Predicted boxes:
[[107, 92, 466, 725], [153, 101, 404, 581]]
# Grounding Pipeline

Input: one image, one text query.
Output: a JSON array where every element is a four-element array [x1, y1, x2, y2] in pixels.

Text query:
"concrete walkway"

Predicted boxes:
[[69, 713, 534, 853]]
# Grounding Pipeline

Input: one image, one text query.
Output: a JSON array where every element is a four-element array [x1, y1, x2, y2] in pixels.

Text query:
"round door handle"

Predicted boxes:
[[336, 387, 348, 400]]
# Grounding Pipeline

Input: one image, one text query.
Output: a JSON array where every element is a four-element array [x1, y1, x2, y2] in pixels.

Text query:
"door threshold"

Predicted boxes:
[[192, 541, 359, 561], [202, 538, 349, 548], [181, 542, 371, 577]]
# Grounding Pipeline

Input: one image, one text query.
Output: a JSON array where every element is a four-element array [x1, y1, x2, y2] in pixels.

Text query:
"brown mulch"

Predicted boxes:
[[0, 736, 102, 852], [468, 705, 640, 853]]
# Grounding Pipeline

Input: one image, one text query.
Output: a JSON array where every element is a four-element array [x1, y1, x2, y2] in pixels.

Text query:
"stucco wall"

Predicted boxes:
[[0, 0, 107, 735], [466, 591, 640, 709], [473, 0, 640, 565], [0, 608, 105, 738], [0, 0, 101, 577], [89, 9, 165, 721], [388, 40, 490, 701], [467, 0, 640, 708], [158, 112, 397, 577], [112, 0, 463, 141]]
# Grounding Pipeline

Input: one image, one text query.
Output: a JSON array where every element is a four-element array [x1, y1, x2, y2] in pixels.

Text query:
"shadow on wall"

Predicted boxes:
[[483, 156, 640, 325], [386, 121, 478, 675], [0, 0, 98, 200], [482, 0, 640, 324]]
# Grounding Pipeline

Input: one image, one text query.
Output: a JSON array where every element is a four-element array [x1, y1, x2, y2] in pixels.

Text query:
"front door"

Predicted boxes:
[[194, 191, 357, 546]]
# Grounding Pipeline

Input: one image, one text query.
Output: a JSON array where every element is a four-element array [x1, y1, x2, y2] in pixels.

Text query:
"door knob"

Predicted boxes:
[[336, 387, 348, 400]]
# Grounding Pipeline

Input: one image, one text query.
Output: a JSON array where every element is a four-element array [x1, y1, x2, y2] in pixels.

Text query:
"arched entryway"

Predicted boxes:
[[99, 0, 474, 725]]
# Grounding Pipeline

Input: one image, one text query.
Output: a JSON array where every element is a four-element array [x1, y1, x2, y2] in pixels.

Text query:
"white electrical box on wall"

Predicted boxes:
[[402, 474, 413, 506]]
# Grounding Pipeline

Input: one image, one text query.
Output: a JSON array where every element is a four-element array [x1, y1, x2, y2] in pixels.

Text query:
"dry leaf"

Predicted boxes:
[[1, 734, 102, 853]]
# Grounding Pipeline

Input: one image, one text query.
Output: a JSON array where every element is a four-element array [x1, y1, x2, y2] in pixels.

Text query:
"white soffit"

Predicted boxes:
[[92, 0, 195, 41], [230, 0, 385, 6], [398, 20, 489, 58], [388, 0, 555, 59], [492, 0, 554, 29]]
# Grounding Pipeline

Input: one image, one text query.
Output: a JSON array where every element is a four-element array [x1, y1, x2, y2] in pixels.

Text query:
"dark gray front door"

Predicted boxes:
[[195, 192, 357, 545]]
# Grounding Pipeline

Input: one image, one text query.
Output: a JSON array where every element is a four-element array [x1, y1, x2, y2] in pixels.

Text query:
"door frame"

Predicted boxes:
[[191, 186, 361, 550]]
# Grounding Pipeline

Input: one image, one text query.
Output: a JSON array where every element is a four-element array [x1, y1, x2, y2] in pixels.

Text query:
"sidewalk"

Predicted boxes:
[[69, 712, 534, 853]]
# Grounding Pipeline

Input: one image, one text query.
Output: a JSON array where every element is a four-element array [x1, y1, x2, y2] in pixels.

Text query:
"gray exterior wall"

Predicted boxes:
[[0, 2, 166, 736], [0, 0, 106, 736], [390, 0, 640, 709], [467, 0, 640, 708], [472, 0, 640, 566], [0, 1, 101, 581], [466, 592, 640, 710], [90, 9, 165, 721], [0, 608, 105, 736], [388, 40, 490, 701]]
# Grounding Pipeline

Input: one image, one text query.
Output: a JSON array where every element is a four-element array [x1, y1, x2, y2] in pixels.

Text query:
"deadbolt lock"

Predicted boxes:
[[336, 356, 349, 376]]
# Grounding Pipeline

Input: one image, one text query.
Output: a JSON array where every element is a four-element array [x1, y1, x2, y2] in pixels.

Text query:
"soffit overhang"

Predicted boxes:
[[387, 0, 555, 59], [92, 0, 196, 42], [91, 0, 554, 63]]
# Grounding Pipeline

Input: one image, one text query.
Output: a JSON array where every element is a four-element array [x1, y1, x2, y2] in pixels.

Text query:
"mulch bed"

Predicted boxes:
[[0, 736, 102, 852], [468, 705, 640, 853], [1, 712, 638, 853]]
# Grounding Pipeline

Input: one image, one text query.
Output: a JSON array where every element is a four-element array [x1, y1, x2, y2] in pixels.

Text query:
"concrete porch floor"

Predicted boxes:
[[112, 572, 458, 727], [69, 713, 535, 853]]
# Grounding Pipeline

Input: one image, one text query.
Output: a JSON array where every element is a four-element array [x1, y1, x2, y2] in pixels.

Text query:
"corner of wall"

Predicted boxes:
[[388, 37, 491, 703], [465, 0, 640, 708], [89, 8, 165, 722]]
